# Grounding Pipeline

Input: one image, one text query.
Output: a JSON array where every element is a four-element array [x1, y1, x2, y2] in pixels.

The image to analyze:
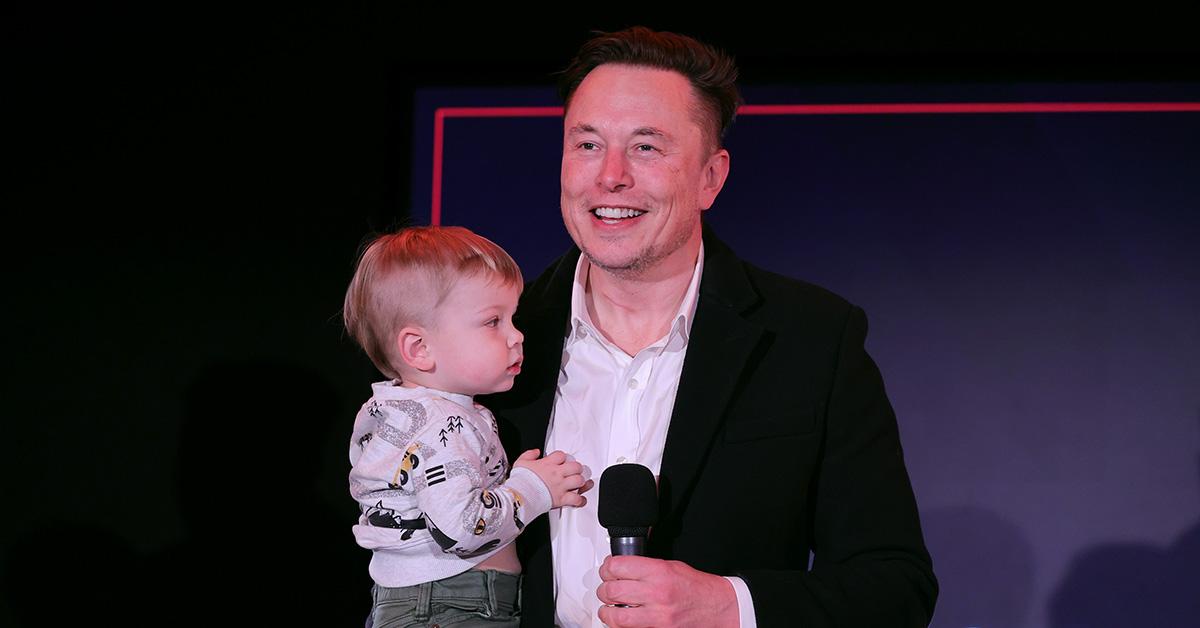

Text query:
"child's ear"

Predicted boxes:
[[397, 326, 434, 372]]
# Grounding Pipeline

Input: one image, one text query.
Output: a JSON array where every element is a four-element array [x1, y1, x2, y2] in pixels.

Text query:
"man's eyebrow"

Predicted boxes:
[[632, 126, 668, 139], [566, 124, 671, 140]]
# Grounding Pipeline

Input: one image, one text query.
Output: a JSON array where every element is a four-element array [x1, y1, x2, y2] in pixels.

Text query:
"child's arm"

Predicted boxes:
[[410, 401, 580, 557]]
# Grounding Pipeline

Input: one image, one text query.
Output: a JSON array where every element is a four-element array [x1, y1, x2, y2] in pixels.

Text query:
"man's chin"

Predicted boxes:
[[582, 249, 649, 275]]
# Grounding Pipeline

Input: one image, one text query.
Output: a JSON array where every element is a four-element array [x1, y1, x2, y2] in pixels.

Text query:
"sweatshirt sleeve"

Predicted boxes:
[[406, 398, 552, 557]]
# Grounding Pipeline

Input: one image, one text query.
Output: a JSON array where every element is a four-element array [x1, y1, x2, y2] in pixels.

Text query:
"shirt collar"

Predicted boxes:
[[566, 242, 705, 352], [370, 379, 475, 409]]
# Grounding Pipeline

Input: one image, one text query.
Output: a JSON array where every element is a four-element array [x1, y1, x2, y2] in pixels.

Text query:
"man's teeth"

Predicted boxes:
[[592, 207, 645, 219]]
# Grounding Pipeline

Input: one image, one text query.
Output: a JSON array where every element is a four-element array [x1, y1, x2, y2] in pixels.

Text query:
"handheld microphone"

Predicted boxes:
[[598, 463, 659, 556]]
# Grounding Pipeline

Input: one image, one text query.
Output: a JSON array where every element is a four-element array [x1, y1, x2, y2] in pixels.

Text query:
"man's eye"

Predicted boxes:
[[635, 144, 659, 153], [579, 142, 599, 151]]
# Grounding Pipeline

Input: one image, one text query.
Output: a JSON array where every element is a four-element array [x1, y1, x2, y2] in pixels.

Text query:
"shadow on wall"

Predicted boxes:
[[1049, 412, 1200, 628], [3, 360, 369, 627], [923, 505, 1036, 628]]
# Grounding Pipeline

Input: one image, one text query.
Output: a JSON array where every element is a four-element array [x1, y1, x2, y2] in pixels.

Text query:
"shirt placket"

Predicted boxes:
[[607, 349, 656, 467]]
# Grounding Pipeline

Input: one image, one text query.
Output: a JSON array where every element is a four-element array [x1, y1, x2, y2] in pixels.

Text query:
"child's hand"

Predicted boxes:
[[514, 449, 590, 508]]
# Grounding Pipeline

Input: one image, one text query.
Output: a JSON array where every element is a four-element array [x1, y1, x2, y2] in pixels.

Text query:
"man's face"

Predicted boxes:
[[560, 64, 729, 277]]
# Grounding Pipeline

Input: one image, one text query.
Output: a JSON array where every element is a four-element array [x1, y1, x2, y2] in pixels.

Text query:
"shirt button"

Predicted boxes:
[[616, 456, 627, 463], [628, 379, 639, 389]]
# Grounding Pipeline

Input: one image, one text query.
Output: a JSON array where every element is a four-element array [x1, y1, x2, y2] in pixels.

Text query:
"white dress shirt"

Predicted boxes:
[[545, 244, 757, 627]]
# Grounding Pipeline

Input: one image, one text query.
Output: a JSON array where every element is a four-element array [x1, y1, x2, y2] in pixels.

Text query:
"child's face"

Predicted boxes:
[[423, 273, 524, 396]]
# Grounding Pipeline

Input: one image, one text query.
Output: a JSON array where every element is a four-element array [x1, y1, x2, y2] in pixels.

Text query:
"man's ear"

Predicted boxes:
[[396, 326, 434, 372], [698, 148, 730, 211]]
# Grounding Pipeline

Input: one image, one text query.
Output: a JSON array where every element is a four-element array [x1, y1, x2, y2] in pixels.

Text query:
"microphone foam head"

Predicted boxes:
[[598, 463, 659, 537]]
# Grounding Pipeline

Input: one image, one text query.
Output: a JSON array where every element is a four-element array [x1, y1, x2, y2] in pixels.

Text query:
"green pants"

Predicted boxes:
[[370, 569, 522, 627]]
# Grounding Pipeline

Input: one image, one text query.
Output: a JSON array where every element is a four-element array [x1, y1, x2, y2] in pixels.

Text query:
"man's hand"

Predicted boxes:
[[596, 555, 739, 628]]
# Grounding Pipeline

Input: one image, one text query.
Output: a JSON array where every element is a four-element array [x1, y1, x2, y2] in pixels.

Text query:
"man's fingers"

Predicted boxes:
[[599, 556, 736, 626], [599, 555, 619, 581], [577, 478, 595, 494], [596, 579, 643, 606], [597, 603, 642, 628], [599, 554, 655, 581], [516, 448, 540, 462]]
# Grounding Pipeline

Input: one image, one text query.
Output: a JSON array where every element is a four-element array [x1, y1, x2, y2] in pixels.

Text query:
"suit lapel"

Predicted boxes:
[[497, 249, 577, 627], [505, 249, 577, 453], [657, 226, 764, 533]]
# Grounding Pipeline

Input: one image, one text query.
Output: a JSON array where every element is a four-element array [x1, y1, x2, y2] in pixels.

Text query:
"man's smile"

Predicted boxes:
[[591, 206, 647, 224]]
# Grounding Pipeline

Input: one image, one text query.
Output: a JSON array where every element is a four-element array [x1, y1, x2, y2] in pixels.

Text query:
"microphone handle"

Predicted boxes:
[[610, 536, 646, 556]]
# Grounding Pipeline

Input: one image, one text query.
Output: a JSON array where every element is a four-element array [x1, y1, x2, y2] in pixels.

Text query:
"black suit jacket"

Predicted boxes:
[[486, 224, 937, 627]]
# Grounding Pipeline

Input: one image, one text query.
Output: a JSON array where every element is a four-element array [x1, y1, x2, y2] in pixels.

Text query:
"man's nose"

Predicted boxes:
[[597, 149, 633, 191]]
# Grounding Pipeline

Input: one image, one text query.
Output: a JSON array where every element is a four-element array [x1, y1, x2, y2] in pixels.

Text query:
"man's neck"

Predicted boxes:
[[584, 248, 698, 357]]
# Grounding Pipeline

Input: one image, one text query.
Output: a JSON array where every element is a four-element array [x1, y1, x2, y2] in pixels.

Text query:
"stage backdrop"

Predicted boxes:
[[411, 83, 1200, 628]]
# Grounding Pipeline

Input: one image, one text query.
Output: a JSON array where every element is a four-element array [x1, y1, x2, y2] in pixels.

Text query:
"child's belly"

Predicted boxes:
[[474, 541, 521, 574]]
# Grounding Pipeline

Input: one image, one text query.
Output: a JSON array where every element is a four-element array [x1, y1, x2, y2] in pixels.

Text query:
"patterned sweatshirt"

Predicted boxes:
[[349, 381, 552, 587]]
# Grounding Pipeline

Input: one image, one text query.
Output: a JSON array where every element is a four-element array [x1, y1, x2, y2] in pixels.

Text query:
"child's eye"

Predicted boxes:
[[485, 317, 500, 327]]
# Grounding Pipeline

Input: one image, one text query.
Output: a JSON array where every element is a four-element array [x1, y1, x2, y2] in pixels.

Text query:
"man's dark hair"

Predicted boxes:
[[558, 26, 742, 150]]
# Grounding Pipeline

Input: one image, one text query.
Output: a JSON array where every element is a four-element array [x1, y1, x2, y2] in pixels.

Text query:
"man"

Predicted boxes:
[[488, 26, 936, 627]]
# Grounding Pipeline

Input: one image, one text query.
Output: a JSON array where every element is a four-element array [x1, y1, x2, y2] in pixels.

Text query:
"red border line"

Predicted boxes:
[[431, 102, 1200, 223], [432, 108, 444, 224], [438, 106, 565, 118], [740, 102, 1200, 115], [432, 107, 563, 223]]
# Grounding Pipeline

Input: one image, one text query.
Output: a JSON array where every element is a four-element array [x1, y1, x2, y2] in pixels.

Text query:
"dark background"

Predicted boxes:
[[5, 6, 1199, 626]]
